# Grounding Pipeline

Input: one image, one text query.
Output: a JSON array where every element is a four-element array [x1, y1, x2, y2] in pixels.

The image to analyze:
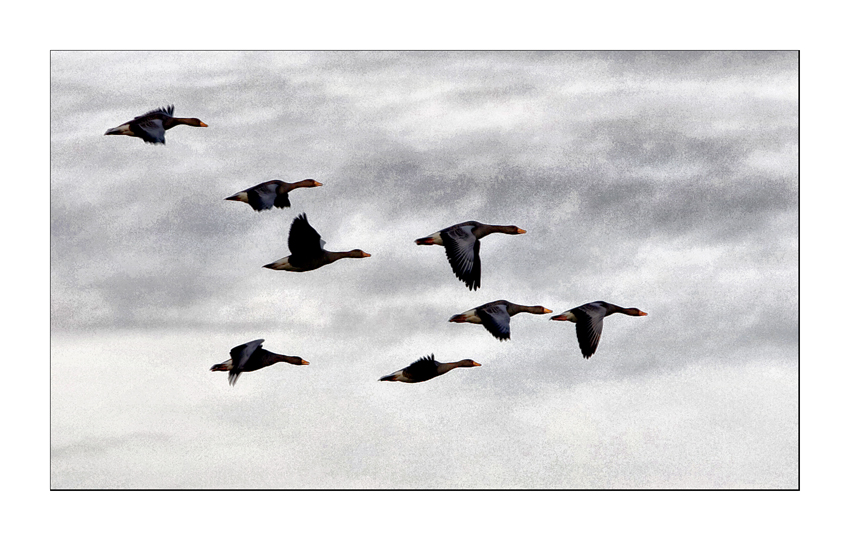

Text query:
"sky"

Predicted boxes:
[[50, 51, 798, 489]]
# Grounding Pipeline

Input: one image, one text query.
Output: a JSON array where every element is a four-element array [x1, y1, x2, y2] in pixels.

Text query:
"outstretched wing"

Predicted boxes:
[[274, 191, 291, 209], [133, 118, 166, 144], [229, 339, 265, 373], [247, 181, 281, 211], [573, 304, 606, 358], [403, 355, 440, 381], [288, 214, 324, 256], [136, 105, 174, 119], [442, 224, 481, 290], [478, 303, 512, 341]]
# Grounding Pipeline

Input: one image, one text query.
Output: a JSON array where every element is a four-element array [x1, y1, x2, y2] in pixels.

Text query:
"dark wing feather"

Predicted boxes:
[[247, 182, 280, 211], [442, 225, 480, 290], [403, 355, 440, 381], [478, 304, 512, 341], [137, 105, 174, 119], [470, 239, 481, 290], [573, 305, 606, 358], [229, 339, 265, 373], [287, 214, 324, 256], [133, 118, 166, 144], [274, 192, 291, 209], [227, 338, 264, 386]]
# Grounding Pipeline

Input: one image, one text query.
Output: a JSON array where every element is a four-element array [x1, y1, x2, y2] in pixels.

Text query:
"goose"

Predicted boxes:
[[104, 105, 207, 144], [379, 354, 481, 383], [264, 213, 371, 272], [449, 300, 552, 341], [225, 179, 323, 212], [415, 221, 526, 290], [550, 301, 648, 358], [210, 339, 308, 386]]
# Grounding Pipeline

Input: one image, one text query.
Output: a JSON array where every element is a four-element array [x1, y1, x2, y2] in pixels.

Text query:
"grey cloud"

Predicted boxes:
[[52, 432, 171, 460], [51, 51, 798, 488]]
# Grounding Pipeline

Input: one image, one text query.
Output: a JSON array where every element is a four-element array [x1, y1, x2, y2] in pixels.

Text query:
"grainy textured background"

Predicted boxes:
[[50, 51, 798, 488]]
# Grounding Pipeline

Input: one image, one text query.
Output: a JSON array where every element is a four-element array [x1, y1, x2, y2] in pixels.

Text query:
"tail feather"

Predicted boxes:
[[415, 231, 442, 245], [264, 257, 291, 270], [104, 124, 132, 136]]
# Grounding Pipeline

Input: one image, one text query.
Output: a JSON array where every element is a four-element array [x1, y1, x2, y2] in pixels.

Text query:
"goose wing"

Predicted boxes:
[[247, 181, 282, 211], [228, 339, 265, 385], [573, 304, 607, 358], [133, 118, 167, 144], [288, 214, 324, 256], [442, 224, 481, 290], [478, 303, 512, 341], [403, 355, 441, 381], [135, 105, 174, 119], [273, 191, 291, 209]]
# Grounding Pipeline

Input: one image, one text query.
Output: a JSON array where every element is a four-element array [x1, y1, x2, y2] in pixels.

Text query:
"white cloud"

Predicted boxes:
[[51, 51, 798, 488]]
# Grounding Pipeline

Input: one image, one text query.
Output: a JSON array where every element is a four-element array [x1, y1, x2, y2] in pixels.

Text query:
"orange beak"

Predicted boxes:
[[471, 361, 481, 367], [199, 121, 208, 127], [517, 228, 527, 234], [638, 311, 648, 316], [543, 308, 552, 313]]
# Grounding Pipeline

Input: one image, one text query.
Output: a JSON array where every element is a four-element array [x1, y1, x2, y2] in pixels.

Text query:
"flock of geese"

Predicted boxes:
[[105, 105, 648, 386]]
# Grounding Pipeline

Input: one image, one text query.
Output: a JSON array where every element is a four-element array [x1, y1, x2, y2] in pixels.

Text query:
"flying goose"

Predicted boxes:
[[210, 339, 308, 386], [104, 105, 207, 144], [379, 354, 481, 383], [551, 301, 647, 358], [415, 221, 526, 290], [264, 213, 371, 272], [449, 300, 552, 341], [225, 179, 323, 212]]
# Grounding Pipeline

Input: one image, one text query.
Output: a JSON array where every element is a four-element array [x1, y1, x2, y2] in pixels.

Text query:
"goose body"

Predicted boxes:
[[379, 354, 480, 383], [226, 179, 323, 212], [104, 105, 207, 144], [210, 339, 308, 386], [449, 300, 551, 341], [264, 213, 371, 272], [415, 221, 526, 291], [551, 301, 647, 358]]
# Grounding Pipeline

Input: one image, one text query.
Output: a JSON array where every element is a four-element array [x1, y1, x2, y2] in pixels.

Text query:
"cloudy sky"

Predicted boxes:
[[50, 51, 798, 489]]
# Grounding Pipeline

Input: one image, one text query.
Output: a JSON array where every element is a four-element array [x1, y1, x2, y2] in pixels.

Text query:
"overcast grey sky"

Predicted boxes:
[[50, 51, 797, 489]]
